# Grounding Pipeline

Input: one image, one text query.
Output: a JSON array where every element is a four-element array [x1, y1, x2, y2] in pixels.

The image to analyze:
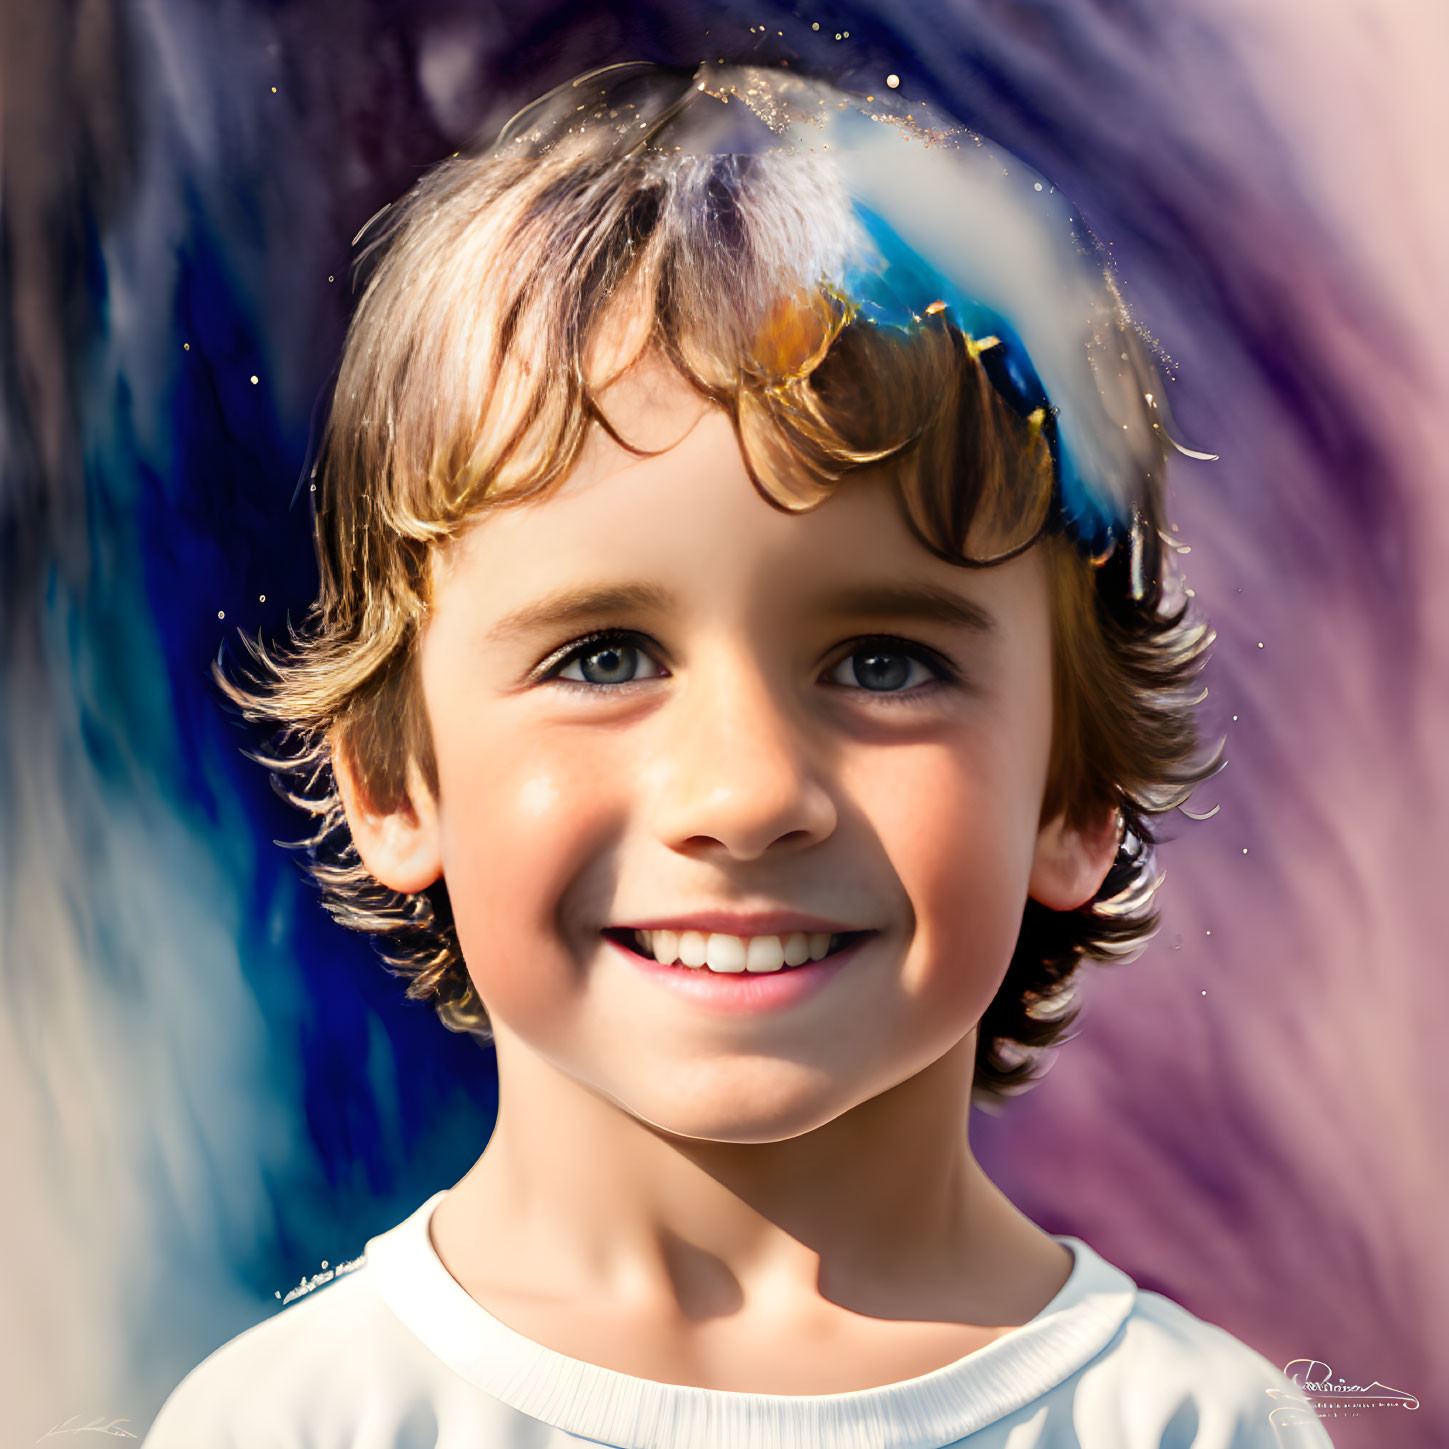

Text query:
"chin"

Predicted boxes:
[[613, 1067, 869, 1146], [639, 1110, 846, 1147]]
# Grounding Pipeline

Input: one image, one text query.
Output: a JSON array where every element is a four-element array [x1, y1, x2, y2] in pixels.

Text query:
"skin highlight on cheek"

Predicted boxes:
[[516, 770, 561, 821]]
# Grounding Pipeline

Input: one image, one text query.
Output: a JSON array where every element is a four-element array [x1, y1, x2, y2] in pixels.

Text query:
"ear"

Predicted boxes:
[[331, 733, 443, 895], [1028, 806, 1121, 912]]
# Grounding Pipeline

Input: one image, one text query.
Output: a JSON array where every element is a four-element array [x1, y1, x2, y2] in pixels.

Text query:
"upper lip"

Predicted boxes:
[[606, 912, 872, 936]]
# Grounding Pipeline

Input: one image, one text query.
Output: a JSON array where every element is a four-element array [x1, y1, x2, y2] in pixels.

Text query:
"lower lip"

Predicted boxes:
[[605, 934, 870, 1014]]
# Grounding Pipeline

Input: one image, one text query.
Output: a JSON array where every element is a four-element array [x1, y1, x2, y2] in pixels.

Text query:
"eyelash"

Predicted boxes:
[[535, 628, 961, 702]]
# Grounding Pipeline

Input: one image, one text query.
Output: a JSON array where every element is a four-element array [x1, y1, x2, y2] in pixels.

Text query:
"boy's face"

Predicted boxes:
[[347, 359, 1114, 1142]]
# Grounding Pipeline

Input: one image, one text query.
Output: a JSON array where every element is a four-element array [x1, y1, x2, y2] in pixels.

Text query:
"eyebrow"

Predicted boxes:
[[821, 582, 996, 635], [484, 583, 676, 643], [483, 580, 996, 642]]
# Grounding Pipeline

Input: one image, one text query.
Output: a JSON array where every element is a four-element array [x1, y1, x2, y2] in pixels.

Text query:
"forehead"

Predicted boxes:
[[427, 375, 1049, 648]]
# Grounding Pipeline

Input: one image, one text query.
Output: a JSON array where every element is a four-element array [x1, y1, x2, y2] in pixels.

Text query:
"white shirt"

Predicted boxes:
[[142, 1190, 1334, 1448]]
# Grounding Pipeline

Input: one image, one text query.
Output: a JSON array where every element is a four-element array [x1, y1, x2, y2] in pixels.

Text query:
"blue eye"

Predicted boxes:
[[827, 640, 948, 694], [539, 630, 954, 697], [548, 631, 667, 687]]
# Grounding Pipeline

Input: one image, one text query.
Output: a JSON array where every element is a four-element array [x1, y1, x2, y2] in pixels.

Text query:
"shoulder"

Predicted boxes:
[[1067, 1285, 1333, 1447], [140, 1260, 452, 1449]]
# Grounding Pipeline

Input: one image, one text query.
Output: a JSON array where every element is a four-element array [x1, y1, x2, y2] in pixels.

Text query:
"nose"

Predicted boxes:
[[648, 646, 838, 862]]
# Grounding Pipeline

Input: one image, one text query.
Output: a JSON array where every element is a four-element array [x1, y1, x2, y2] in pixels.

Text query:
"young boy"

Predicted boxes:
[[144, 62, 1333, 1448]]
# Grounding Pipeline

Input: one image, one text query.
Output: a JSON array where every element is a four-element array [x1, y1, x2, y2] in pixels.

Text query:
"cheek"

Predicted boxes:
[[434, 727, 627, 1021], [866, 728, 1048, 1007]]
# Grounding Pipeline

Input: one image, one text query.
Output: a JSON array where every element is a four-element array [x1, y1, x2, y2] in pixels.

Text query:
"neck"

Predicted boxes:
[[437, 1031, 1047, 1324]]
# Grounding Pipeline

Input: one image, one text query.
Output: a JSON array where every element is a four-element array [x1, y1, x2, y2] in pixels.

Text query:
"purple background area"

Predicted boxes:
[[3, 1, 1444, 1444]]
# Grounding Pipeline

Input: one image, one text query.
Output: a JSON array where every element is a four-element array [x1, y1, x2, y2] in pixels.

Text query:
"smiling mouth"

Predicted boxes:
[[603, 927, 873, 974]]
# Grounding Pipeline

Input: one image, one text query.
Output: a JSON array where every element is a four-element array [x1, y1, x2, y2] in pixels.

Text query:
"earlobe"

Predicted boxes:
[[1028, 806, 1121, 912], [331, 736, 443, 896]]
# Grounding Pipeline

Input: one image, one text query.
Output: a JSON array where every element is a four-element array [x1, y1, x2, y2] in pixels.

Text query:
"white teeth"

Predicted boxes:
[[744, 936, 785, 973], [705, 935, 747, 973], [632, 929, 846, 973]]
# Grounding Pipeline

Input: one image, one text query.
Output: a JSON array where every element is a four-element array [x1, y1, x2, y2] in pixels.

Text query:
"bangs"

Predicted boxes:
[[314, 143, 1058, 648]]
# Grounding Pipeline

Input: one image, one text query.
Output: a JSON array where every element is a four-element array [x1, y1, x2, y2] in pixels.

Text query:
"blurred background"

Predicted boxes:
[[2, 1, 1444, 1444]]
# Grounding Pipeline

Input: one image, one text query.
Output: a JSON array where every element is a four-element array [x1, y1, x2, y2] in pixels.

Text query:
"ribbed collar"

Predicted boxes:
[[364, 1190, 1136, 1449]]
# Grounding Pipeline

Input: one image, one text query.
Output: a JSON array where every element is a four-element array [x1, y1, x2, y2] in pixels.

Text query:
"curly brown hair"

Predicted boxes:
[[217, 64, 1215, 1109]]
